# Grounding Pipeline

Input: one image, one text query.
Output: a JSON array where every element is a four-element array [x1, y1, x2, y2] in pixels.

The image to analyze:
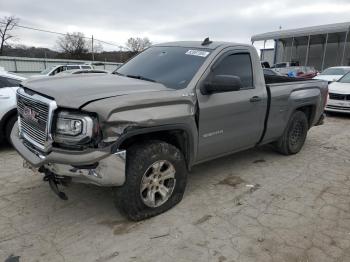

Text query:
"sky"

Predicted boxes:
[[1, 0, 350, 52]]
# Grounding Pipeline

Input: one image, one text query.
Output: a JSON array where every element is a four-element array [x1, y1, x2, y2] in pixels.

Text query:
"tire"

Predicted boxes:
[[114, 140, 187, 221], [5, 115, 17, 145], [275, 111, 308, 155]]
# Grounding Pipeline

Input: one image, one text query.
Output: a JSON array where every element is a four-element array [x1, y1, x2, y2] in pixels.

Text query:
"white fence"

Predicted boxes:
[[0, 56, 122, 76]]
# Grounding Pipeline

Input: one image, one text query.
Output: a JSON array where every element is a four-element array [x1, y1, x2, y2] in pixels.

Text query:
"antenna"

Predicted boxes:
[[201, 37, 212, 46]]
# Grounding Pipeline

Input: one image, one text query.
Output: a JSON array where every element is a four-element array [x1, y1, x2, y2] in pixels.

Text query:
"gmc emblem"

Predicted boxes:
[[23, 106, 39, 123]]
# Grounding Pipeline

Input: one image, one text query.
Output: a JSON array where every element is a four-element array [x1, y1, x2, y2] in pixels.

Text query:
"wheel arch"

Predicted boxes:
[[0, 108, 17, 141], [113, 125, 196, 170], [294, 104, 316, 128]]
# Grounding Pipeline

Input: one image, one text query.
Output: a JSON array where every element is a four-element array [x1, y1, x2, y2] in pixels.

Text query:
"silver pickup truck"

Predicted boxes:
[[11, 40, 328, 220]]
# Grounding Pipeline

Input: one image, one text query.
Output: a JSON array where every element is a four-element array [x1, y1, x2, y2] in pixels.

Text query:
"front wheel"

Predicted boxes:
[[114, 140, 187, 221], [275, 111, 309, 155]]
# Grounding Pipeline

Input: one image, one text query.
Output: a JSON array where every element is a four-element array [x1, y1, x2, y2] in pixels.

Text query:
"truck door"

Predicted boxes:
[[196, 49, 267, 161]]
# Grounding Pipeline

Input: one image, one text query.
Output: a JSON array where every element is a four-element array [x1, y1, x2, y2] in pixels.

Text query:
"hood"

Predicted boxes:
[[328, 82, 350, 94], [22, 74, 170, 108], [313, 75, 342, 82]]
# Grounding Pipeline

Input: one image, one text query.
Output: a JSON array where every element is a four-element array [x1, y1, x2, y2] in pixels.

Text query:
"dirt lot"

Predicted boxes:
[[0, 114, 349, 262]]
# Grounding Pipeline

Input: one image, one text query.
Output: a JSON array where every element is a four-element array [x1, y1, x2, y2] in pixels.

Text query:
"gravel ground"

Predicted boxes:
[[0, 114, 349, 262]]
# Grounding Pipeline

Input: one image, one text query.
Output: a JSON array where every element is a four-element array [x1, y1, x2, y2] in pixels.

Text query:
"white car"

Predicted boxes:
[[313, 67, 350, 82], [31, 64, 93, 78], [55, 69, 108, 76], [326, 72, 350, 114], [0, 70, 26, 143]]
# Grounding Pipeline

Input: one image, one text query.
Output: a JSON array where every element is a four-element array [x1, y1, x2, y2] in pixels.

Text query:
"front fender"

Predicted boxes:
[[112, 123, 198, 168]]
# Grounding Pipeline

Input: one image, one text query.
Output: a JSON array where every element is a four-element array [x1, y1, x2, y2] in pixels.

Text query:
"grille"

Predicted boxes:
[[329, 93, 350, 101], [16, 89, 56, 151]]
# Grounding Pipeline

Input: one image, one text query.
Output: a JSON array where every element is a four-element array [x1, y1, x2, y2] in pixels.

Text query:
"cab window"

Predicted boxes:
[[212, 53, 254, 89], [66, 65, 80, 70]]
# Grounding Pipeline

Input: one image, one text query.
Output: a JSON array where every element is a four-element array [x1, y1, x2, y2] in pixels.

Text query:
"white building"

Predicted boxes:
[[252, 22, 350, 71]]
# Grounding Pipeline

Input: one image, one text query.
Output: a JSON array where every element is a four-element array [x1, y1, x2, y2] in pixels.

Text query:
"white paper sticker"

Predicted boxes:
[[185, 50, 210, 57]]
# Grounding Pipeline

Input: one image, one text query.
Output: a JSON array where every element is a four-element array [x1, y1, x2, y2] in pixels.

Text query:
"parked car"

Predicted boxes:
[[55, 69, 109, 76], [313, 66, 350, 82], [0, 70, 26, 143], [31, 64, 93, 77], [11, 40, 328, 220], [325, 72, 350, 113]]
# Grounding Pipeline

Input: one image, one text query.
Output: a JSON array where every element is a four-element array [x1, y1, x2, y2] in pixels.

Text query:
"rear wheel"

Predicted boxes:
[[114, 140, 187, 221], [5, 115, 17, 145], [275, 111, 308, 155]]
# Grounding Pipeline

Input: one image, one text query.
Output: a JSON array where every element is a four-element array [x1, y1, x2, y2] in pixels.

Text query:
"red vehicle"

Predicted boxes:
[[297, 70, 318, 79]]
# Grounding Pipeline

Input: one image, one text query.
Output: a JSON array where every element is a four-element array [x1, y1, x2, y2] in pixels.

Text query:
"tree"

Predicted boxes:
[[56, 32, 88, 58], [0, 16, 19, 55], [126, 37, 152, 52]]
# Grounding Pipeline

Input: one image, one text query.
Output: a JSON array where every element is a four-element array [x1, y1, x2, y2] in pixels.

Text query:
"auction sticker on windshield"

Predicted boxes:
[[185, 50, 210, 57]]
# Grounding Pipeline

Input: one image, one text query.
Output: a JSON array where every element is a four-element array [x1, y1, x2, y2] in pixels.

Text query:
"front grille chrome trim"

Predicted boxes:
[[17, 88, 57, 152]]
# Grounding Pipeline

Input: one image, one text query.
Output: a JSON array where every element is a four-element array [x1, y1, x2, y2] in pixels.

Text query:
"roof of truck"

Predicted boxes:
[[154, 41, 251, 50]]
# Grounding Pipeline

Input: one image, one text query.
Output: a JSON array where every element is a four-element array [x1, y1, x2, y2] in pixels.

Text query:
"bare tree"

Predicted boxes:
[[0, 16, 19, 55], [56, 32, 88, 58], [126, 37, 152, 52]]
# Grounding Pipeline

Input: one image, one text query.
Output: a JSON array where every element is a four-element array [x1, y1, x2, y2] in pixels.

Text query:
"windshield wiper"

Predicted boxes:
[[113, 72, 157, 83], [112, 71, 124, 76], [126, 74, 157, 83]]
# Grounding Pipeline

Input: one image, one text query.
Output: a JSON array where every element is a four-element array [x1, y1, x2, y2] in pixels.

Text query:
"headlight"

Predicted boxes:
[[56, 118, 83, 136], [54, 111, 95, 145]]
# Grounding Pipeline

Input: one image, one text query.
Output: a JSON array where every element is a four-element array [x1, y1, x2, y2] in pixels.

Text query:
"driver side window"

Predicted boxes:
[[213, 53, 254, 89]]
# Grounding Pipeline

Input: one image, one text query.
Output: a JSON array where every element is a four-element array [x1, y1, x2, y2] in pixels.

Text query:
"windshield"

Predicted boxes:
[[338, 72, 350, 83], [40, 67, 55, 75], [320, 68, 348, 75], [114, 46, 211, 89]]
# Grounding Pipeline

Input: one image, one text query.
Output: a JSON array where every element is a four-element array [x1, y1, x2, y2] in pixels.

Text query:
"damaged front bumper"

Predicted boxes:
[[11, 123, 126, 187]]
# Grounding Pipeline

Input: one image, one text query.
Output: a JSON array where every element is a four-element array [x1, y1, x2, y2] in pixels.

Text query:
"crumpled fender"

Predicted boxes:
[[82, 89, 199, 165]]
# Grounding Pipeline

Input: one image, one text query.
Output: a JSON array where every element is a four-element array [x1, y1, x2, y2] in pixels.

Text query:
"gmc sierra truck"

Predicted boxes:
[[11, 40, 328, 221]]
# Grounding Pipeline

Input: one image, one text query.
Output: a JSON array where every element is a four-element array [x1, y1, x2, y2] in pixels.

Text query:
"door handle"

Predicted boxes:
[[250, 96, 262, 103]]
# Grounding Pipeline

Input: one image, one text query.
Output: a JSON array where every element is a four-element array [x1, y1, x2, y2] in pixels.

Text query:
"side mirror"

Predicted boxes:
[[201, 75, 243, 95]]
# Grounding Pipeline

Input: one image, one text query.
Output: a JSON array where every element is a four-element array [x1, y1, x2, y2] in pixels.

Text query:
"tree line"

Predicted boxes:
[[0, 16, 152, 63]]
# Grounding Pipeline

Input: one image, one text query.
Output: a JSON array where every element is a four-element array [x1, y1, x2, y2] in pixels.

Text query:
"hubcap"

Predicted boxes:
[[140, 160, 176, 208]]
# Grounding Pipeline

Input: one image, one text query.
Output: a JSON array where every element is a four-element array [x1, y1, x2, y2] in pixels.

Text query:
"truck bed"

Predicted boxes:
[[260, 75, 328, 145]]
